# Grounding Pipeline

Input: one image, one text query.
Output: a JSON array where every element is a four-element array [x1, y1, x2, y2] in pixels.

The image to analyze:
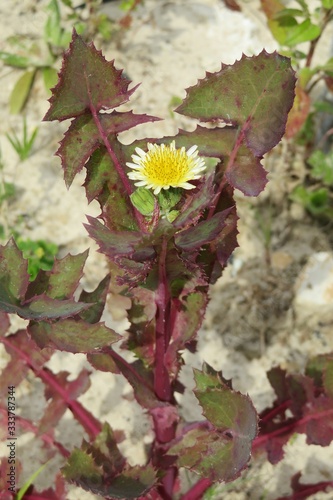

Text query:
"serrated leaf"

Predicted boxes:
[[39, 369, 91, 434], [84, 145, 137, 231], [171, 368, 258, 480], [175, 208, 233, 251], [111, 353, 159, 409], [174, 127, 268, 196], [28, 318, 120, 353], [85, 215, 155, 261], [79, 274, 111, 324], [10, 69, 36, 114], [57, 111, 159, 187], [46, 250, 88, 299], [44, 30, 138, 121], [0, 330, 52, 397], [63, 423, 156, 498], [176, 51, 296, 156], [168, 367, 258, 482], [0, 239, 29, 302]]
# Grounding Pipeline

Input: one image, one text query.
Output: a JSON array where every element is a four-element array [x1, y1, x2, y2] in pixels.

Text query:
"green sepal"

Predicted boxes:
[[130, 187, 155, 216]]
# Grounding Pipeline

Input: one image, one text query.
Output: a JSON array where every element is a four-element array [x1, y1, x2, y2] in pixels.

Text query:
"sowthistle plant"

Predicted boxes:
[[1, 30, 333, 499]]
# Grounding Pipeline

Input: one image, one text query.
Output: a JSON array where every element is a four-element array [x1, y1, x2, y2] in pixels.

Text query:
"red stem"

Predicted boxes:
[[182, 478, 212, 500], [1, 336, 101, 440], [154, 237, 172, 402], [0, 407, 70, 458]]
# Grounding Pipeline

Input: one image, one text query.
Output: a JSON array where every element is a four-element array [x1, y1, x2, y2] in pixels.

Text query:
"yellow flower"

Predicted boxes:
[[126, 141, 206, 195]]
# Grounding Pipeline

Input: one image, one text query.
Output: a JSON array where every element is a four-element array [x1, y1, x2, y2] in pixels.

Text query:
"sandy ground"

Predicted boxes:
[[0, 0, 333, 499]]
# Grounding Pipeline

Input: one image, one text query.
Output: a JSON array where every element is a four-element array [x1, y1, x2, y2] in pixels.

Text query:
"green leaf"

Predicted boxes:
[[9, 69, 36, 114], [16, 463, 49, 500], [29, 318, 120, 352], [42, 66, 58, 95], [284, 19, 321, 47], [176, 51, 296, 156], [291, 185, 331, 216], [44, 30, 138, 121], [322, 0, 333, 8], [168, 365, 258, 482], [16, 238, 57, 280], [46, 250, 89, 299], [308, 150, 333, 186], [57, 111, 158, 187], [0, 51, 32, 68], [44, 0, 62, 47]]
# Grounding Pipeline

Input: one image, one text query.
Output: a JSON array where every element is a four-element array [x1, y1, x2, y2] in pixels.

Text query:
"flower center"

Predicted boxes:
[[142, 145, 194, 187]]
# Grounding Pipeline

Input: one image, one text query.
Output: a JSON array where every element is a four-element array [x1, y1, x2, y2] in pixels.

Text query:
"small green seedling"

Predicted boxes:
[[6, 117, 38, 161]]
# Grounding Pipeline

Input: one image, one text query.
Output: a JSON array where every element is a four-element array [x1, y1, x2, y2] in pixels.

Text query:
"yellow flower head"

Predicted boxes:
[[126, 141, 206, 195]]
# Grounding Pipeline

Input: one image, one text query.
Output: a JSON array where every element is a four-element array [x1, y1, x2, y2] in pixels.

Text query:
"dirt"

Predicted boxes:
[[0, 0, 333, 499]]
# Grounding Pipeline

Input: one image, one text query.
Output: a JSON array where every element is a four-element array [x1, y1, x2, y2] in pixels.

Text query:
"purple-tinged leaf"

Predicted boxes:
[[62, 423, 156, 498], [168, 366, 258, 482], [225, 148, 267, 195], [28, 318, 120, 353], [78, 274, 111, 324], [177, 127, 267, 196], [267, 366, 290, 405], [87, 352, 120, 374], [0, 312, 10, 336], [0, 330, 52, 397], [176, 51, 296, 156], [175, 208, 233, 251], [124, 286, 156, 365], [1, 333, 101, 440], [0, 239, 29, 302], [39, 369, 91, 435], [57, 112, 159, 187], [173, 169, 216, 229], [276, 472, 333, 500], [85, 215, 155, 261], [16, 295, 90, 321], [110, 349, 160, 410], [84, 144, 138, 231], [165, 274, 208, 379], [45, 251, 88, 300], [300, 395, 333, 446], [44, 30, 138, 121]]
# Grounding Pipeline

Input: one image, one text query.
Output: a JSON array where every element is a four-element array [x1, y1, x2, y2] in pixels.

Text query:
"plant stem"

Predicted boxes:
[[182, 478, 212, 500], [154, 237, 172, 402], [1, 336, 101, 440]]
